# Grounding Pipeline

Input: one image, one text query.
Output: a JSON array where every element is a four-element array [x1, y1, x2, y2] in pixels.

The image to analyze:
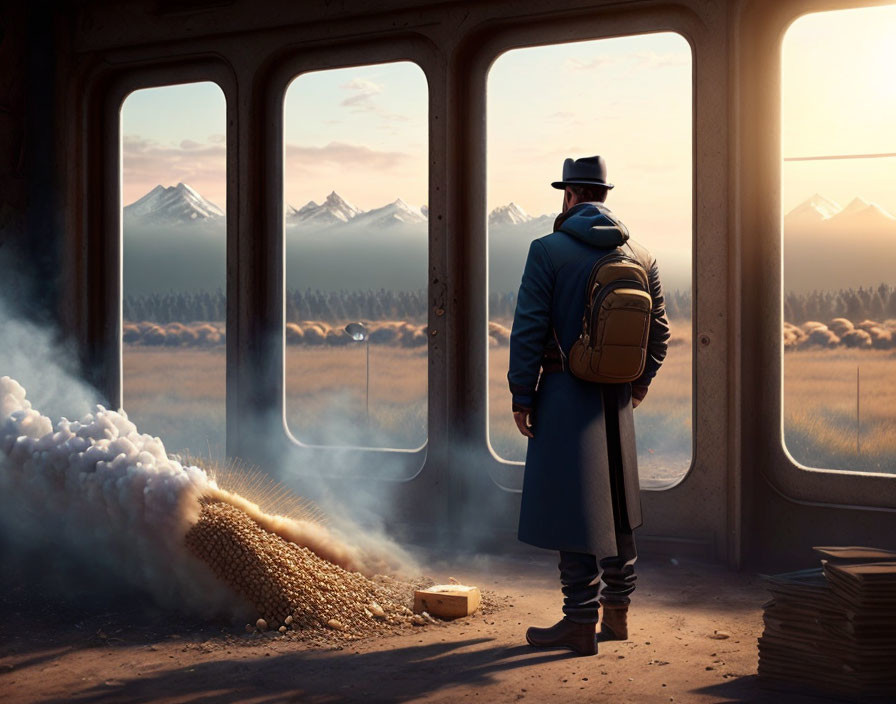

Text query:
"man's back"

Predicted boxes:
[[510, 156, 670, 657], [508, 202, 669, 410]]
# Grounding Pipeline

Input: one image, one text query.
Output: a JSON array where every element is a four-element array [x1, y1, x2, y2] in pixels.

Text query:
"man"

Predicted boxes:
[[507, 155, 670, 656]]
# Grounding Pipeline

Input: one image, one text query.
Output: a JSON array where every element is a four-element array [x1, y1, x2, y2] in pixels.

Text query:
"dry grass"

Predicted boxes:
[[122, 328, 894, 481], [123, 347, 226, 456], [784, 348, 896, 473]]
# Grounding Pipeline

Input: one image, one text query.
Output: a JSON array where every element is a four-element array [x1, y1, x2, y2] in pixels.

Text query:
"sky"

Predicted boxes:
[[120, 5, 896, 226], [782, 4, 896, 216], [486, 31, 692, 268]]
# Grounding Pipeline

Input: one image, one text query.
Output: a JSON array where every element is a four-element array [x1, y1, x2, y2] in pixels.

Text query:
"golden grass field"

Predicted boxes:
[[784, 348, 896, 473], [121, 326, 895, 482]]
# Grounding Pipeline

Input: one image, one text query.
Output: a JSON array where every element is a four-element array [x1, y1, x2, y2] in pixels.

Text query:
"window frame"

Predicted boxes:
[[261, 39, 440, 481], [466, 15, 702, 494], [279, 59, 432, 455], [87, 61, 237, 418], [116, 76, 231, 457], [481, 29, 697, 490], [740, 0, 896, 511]]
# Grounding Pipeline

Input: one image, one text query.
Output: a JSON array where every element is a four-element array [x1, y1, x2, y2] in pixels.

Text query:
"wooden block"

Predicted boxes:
[[413, 584, 481, 620]]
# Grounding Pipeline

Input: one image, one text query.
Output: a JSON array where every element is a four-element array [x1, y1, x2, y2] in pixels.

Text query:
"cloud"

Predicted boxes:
[[340, 78, 383, 110], [338, 78, 408, 122], [563, 56, 615, 72], [208, 133, 226, 144], [121, 134, 226, 205], [633, 51, 690, 69], [564, 50, 689, 72], [285, 141, 410, 170]]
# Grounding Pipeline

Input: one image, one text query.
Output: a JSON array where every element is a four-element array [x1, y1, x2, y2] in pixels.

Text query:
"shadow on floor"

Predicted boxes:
[[692, 675, 843, 703], [41, 639, 578, 704]]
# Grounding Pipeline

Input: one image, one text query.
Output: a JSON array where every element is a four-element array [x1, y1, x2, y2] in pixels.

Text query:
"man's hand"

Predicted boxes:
[[632, 384, 649, 409], [513, 409, 534, 438]]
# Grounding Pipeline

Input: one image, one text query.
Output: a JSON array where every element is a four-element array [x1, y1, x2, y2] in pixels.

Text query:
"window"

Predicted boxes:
[[283, 62, 428, 450], [120, 82, 227, 459], [782, 5, 896, 475], [486, 33, 693, 486]]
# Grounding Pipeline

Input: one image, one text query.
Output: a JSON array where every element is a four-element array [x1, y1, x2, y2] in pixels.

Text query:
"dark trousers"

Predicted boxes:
[[559, 531, 638, 623], [560, 386, 638, 624]]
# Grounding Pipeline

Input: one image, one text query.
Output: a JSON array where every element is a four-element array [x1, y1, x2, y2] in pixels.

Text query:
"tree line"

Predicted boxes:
[[123, 285, 896, 325], [124, 288, 696, 323], [785, 284, 896, 324]]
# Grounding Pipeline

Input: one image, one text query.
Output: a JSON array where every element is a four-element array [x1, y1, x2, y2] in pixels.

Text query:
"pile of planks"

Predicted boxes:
[[759, 546, 896, 701]]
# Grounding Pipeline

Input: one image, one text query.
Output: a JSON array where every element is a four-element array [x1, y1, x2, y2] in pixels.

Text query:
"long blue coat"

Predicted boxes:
[[508, 202, 670, 558]]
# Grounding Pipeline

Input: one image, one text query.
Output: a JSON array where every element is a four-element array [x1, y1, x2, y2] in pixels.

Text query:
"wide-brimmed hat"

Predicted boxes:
[[551, 155, 614, 190]]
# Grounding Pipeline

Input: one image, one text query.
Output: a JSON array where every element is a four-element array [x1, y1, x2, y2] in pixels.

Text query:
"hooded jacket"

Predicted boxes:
[[508, 201, 669, 409], [506, 201, 670, 552]]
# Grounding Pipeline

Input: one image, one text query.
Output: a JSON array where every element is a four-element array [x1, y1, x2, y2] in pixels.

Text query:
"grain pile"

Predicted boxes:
[[0, 376, 422, 629], [185, 500, 433, 641]]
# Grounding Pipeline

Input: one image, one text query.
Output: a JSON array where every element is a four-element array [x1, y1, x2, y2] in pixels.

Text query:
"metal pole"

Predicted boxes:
[[365, 336, 370, 427]]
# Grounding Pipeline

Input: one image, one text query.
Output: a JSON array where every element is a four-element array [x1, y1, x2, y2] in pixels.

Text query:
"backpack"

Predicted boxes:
[[566, 249, 653, 384]]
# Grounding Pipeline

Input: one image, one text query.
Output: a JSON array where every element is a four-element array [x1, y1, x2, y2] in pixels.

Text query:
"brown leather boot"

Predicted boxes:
[[597, 602, 628, 642], [525, 617, 597, 656]]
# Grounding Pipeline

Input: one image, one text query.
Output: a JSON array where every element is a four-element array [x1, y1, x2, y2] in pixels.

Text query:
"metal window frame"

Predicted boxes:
[[478, 27, 698, 491], [77, 60, 237, 419], [738, 0, 896, 512]]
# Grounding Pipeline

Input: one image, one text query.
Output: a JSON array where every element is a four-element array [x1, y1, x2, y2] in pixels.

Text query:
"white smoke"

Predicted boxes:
[[0, 376, 247, 618]]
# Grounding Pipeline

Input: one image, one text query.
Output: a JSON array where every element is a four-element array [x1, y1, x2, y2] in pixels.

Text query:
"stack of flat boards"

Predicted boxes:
[[758, 546, 896, 701]]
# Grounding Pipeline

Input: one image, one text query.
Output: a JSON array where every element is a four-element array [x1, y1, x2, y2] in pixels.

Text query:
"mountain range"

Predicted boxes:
[[784, 194, 896, 292], [123, 184, 557, 229], [784, 194, 896, 226], [121, 185, 896, 296]]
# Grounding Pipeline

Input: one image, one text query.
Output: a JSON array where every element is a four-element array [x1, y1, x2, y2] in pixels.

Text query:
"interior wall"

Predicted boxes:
[[2, 0, 893, 570]]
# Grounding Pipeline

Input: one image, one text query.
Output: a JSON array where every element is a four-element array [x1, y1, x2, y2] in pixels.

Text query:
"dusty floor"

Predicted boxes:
[[0, 552, 834, 704]]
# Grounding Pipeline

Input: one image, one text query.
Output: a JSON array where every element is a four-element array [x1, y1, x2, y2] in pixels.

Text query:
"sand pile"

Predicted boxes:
[[186, 500, 432, 640]]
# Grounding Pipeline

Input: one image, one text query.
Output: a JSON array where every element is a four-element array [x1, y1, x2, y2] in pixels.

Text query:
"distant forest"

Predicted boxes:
[[122, 284, 896, 325], [123, 288, 693, 323]]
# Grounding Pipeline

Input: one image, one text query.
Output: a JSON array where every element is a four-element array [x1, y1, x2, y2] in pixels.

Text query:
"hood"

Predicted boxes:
[[554, 202, 629, 248]]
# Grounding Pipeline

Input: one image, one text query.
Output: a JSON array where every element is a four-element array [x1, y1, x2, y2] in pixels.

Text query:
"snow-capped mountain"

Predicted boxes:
[[287, 191, 361, 226], [784, 194, 842, 222], [784, 194, 896, 292], [348, 199, 427, 228], [282, 194, 559, 231], [489, 202, 533, 227], [124, 183, 224, 225], [829, 197, 896, 225], [785, 194, 896, 226]]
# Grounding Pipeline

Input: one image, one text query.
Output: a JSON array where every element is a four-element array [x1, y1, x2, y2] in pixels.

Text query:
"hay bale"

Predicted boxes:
[[868, 327, 893, 349], [806, 327, 840, 348], [783, 322, 806, 350], [800, 321, 826, 333], [856, 319, 881, 332], [326, 329, 352, 346], [142, 325, 167, 346], [122, 323, 141, 344], [840, 329, 872, 349], [369, 325, 399, 345], [285, 323, 304, 344], [488, 322, 511, 345], [195, 323, 223, 346], [303, 325, 325, 346], [828, 317, 854, 337]]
